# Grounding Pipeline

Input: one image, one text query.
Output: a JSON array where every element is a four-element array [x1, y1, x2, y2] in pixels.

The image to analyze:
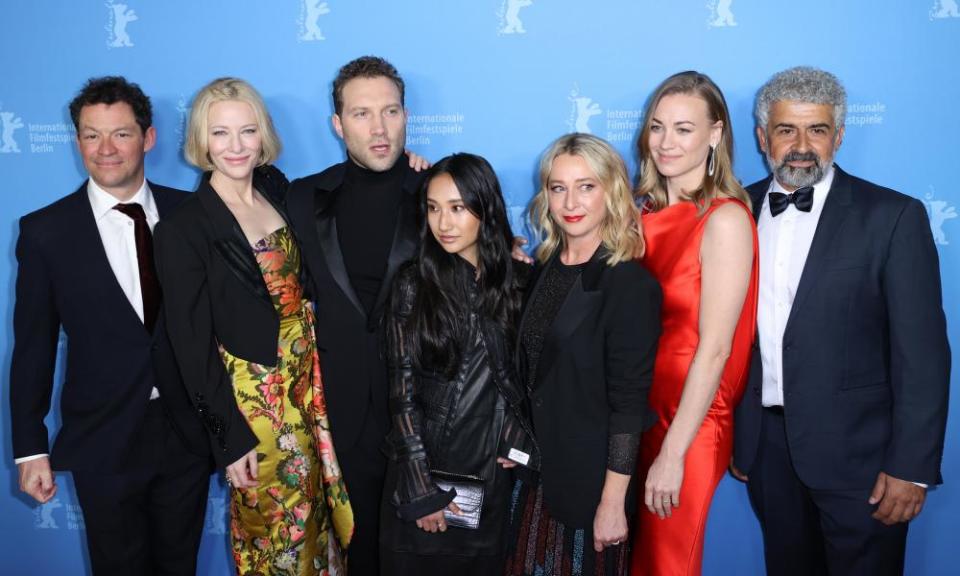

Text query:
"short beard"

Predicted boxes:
[[768, 150, 827, 189]]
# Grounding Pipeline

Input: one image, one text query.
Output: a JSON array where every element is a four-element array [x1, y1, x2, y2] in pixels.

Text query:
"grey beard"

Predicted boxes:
[[768, 154, 826, 189]]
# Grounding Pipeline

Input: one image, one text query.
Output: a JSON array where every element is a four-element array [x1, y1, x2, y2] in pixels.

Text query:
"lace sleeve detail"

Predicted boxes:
[[607, 432, 640, 475]]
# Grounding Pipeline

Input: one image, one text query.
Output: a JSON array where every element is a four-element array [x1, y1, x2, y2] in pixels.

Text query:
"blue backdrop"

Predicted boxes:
[[1, 1, 957, 574]]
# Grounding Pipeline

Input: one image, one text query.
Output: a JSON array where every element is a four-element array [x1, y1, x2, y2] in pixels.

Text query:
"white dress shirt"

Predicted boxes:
[[15, 178, 160, 465], [757, 166, 835, 407]]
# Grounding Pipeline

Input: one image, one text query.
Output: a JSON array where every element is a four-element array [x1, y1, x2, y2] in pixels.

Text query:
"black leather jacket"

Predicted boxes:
[[383, 261, 538, 520]]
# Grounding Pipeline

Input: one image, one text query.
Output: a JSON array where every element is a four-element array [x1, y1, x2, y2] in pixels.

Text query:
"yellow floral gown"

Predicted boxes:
[[219, 226, 353, 575]]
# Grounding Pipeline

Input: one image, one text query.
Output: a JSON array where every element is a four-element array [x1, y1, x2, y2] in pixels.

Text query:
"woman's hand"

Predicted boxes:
[[593, 499, 628, 552], [225, 449, 259, 489], [416, 502, 461, 533], [644, 450, 684, 519], [497, 456, 518, 469]]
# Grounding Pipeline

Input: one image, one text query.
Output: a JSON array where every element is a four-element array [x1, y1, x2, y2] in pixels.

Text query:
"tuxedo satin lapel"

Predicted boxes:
[[784, 168, 855, 336], [196, 180, 271, 304], [73, 186, 150, 334], [369, 188, 418, 328], [536, 273, 601, 385], [313, 187, 367, 318]]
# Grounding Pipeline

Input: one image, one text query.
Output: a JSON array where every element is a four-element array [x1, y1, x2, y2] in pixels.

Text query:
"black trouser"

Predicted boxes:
[[72, 401, 211, 576], [338, 412, 389, 576], [746, 406, 907, 576]]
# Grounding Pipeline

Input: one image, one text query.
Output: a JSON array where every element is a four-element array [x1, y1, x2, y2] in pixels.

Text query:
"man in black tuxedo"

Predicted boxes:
[[732, 67, 950, 576], [287, 56, 424, 576], [9, 77, 211, 575]]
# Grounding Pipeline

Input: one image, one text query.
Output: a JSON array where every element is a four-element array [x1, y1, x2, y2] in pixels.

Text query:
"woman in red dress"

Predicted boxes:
[[630, 71, 758, 576]]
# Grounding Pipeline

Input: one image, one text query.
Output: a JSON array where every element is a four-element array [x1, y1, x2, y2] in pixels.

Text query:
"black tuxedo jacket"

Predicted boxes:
[[733, 166, 950, 489], [286, 161, 423, 452], [153, 167, 291, 469], [9, 181, 208, 473], [518, 248, 661, 527]]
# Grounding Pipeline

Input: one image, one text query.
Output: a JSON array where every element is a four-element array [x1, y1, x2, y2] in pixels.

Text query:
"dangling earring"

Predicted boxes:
[[707, 145, 716, 177]]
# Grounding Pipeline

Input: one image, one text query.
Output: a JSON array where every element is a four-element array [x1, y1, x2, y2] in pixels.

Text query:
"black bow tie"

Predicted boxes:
[[768, 186, 814, 217]]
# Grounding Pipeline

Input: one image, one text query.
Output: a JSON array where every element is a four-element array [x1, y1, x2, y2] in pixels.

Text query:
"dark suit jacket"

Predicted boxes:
[[519, 248, 661, 527], [733, 165, 950, 489], [9, 181, 208, 473], [153, 166, 291, 468], [286, 161, 423, 452]]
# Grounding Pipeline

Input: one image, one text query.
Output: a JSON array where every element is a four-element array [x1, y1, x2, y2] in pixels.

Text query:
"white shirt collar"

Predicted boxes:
[[87, 178, 155, 221]]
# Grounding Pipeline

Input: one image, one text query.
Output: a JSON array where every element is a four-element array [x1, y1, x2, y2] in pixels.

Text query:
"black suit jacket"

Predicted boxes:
[[9, 181, 208, 473], [733, 166, 950, 489], [153, 166, 291, 468], [286, 161, 423, 452], [519, 248, 661, 527]]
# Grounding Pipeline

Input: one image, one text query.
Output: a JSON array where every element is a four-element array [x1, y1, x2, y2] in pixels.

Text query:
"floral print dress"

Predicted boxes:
[[219, 226, 353, 575]]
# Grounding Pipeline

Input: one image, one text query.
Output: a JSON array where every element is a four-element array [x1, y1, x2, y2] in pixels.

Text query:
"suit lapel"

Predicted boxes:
[[313, 185, 367, 318], [532, 249, 604, 385], [196, 176, 272, 304], [368, 181, 419, 328], [747, 176, 771, 222], [783, 167, 855, 335]]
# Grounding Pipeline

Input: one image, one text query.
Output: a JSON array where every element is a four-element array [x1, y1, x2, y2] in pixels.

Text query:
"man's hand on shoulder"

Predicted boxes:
[[512, 236, 533, 264], [18, 456, 57, 504], [869, 471, 926, 525], [405, 150, 431, 172]]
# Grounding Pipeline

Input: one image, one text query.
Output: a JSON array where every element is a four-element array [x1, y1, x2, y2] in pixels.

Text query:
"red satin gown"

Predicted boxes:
[[631, 198, 758, 576]]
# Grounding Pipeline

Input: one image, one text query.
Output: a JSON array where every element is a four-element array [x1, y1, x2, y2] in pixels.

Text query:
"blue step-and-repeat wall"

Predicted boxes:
[[1, 1, 958, 574]]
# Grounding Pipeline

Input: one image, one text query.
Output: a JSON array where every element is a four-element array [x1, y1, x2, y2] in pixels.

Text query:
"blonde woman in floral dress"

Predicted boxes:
[[155, 77, 352, 575]]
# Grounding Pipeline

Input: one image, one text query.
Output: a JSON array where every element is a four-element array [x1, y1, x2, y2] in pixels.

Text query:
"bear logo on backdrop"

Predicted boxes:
[[708, 0, 737, 27], [930, 0, 960, 19], [174, 95, 189, 148], [498, 0, 533, 35], [567, 84, 602, 134], [105, 1, 138, 48], [33, 498, 63, 530], [0, 109, 25, 153], [923, 186, 957, 246], [299, 0, 330, 41]]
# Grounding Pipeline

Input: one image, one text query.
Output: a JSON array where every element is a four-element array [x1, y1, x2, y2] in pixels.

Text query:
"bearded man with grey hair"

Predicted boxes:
[[731, 66, 950, 576]]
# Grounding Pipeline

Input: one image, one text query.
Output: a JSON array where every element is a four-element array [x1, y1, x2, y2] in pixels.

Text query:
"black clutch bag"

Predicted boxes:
[[430, 470, 484, 530]]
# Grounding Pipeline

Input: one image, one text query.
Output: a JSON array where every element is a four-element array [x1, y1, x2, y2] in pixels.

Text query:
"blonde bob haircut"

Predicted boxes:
[[530, 133, 644, 265], [635, 71, 749, 213], [184, 77, 281, 170]]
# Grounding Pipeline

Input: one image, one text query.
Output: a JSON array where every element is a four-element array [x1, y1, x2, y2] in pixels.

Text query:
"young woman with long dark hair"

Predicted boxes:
[[380, 153, 537, 575]]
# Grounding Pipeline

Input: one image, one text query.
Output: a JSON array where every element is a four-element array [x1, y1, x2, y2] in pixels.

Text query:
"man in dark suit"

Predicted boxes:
[[732, 67, 950, 576], [9, 76, 211, 575], [287, 56, 424, 576]]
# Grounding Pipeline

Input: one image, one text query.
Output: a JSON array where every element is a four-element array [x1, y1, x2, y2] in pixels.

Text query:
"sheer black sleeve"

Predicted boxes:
[[383, 264, 454, 520]]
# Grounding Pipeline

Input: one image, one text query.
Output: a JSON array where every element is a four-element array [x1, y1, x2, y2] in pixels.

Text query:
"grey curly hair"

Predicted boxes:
[[755, 66, 846, 129]]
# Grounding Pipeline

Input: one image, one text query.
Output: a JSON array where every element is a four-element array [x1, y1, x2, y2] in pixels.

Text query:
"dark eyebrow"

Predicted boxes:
[[773, 122, 797, 130], [808, 123, 832, 131]]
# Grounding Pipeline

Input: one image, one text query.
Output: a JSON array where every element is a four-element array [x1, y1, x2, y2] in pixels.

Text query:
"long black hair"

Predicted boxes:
[[408, 153, 522, 377]]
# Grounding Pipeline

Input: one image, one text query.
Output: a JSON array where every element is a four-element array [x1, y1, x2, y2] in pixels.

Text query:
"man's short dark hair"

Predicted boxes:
[[69, 76, 153, 133], [332, 56, 405, 115]]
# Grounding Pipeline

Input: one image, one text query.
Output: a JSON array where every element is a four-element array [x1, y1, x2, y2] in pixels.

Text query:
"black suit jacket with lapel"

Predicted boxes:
[[518, 247, 662, 527], [286, 161, 423, 452], [9, 181, 208, 473], [733, 165, 950, 489], [153, 166, 292, 468]]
